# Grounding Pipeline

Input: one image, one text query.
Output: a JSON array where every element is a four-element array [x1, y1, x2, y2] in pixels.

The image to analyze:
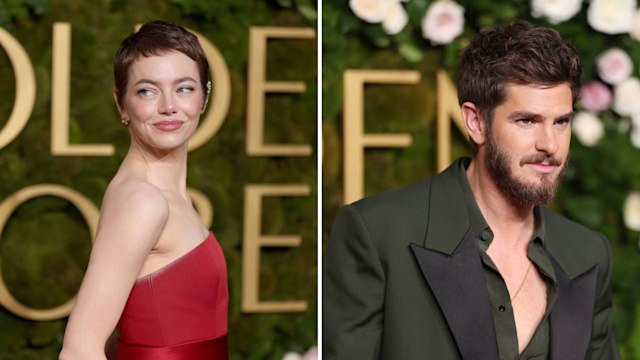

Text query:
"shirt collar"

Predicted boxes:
[[457, 157, 547, 248]]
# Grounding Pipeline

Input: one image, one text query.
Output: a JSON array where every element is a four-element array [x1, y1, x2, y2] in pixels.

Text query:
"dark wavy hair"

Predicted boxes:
[[456, 20, 582, 154], [113, 20, 209, 108]]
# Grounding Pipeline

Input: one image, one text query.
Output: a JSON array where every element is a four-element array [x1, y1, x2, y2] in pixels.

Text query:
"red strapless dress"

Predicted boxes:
[[116, 231, 228, 359]]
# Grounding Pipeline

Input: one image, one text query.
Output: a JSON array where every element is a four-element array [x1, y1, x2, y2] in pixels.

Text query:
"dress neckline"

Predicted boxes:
[[134, 231, 213, 282]]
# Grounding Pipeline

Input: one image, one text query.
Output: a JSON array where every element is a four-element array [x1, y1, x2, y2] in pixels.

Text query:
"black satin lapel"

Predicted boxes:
[[409, 229, 499, 360], [548, 254, 598, 360]]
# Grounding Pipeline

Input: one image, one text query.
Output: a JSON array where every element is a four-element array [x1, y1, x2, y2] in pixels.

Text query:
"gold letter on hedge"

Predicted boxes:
[[242, 184, 309, 313], [51, 22, 115, 156], [436, 70, 467, 172], [0, 184, 99, 320], [0, 27, 36, 150], [342, 70, 420, 204], [246, 27, 315, 156]]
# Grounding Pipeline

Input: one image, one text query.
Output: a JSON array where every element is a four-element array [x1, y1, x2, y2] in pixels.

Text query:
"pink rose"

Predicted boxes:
[[301, 346, 318, 360], [580, 81, 612, 113], [597, 48, 633, 85], [421, 0, 465, 45]]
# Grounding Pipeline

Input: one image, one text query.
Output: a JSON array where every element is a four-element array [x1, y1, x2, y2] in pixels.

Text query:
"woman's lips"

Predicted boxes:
[[153, 120, 184, 131]]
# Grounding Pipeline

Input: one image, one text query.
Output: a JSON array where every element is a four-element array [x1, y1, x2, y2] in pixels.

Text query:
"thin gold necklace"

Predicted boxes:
[[510, 262, 533, 301]]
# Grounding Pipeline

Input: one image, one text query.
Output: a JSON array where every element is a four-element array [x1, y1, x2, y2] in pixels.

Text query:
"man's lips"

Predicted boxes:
[[526, 162, 557, 174]]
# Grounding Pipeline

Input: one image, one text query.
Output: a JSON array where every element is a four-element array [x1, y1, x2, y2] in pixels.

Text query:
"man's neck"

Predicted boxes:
[[466, 159, 536, 251]]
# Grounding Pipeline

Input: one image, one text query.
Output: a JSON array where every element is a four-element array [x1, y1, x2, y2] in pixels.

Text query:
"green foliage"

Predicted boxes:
[[0, 0, 316, 358], [324, 0, 640, 357], [0, 0, 49, 28]]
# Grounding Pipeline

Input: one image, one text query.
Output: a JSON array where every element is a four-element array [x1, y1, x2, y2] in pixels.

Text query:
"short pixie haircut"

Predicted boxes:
[[456, 21, 582, 153], [113, 20, 209, 107]]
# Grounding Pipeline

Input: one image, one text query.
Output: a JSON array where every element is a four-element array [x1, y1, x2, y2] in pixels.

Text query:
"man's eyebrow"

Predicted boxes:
[[507, 111, 541, 120], [555, 111, 574, 121], [507, 111, 574, 121]]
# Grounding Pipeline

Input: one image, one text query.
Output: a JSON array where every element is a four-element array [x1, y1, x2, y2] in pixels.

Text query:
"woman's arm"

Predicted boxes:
[[59, 182, 169, 360]]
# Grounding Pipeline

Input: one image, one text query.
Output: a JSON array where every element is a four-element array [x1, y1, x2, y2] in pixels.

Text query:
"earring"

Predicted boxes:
[[121, 117, 129, 126], [206, 81, 212, 94]]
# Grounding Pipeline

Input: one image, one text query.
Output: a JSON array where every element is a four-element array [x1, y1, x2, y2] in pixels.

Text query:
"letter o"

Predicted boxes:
[[0, 184, 99, 320]]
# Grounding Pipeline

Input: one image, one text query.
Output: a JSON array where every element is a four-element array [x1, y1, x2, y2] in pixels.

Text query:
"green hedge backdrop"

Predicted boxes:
[[0, 0, 317, 359], [323, 0, 640, 358]]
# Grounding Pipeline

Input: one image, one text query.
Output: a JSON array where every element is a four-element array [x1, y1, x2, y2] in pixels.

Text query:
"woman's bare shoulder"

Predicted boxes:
[[100, 179, 169, 228]]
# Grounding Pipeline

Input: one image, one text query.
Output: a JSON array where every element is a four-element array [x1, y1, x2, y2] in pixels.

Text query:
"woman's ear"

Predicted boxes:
[[461, 102, 487, 147], [113, 89, 127, 118]]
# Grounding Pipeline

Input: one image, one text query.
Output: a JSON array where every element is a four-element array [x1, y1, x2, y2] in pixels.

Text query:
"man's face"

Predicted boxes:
[[483, 83, 573, 206]]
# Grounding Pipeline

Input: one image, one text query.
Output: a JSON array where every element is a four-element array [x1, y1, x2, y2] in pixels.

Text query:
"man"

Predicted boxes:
[[323, 21, 619, 359]]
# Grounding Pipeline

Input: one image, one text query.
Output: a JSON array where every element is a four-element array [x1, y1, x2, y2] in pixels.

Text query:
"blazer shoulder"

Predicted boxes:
[[541, 207, 611, 277], [351, 178, 432, 223]]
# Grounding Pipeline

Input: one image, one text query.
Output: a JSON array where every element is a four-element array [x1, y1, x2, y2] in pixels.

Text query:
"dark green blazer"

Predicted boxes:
[[323, 160, 619, 360]]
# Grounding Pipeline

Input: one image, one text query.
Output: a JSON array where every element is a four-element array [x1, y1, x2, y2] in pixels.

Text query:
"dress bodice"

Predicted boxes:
[[116, 231, 228, 359]]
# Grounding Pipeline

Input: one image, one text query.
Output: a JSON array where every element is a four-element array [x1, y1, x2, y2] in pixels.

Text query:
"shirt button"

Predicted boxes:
[[498, 305, 506, 312], [481, 230, 493, 241]]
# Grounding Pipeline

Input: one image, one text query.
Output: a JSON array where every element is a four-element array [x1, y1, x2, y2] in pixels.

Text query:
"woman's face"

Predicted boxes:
[[118, 51, 205, 152]]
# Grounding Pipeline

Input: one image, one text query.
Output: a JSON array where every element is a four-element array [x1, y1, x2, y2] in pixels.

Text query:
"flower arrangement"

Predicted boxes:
[[324, 0, 640, 357], [281, 346, 318, 360]]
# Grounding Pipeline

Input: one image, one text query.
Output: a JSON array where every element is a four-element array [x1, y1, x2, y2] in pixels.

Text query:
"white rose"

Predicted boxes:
[[624, 191, 640, 230], [631, 126, 640, 148], [350, 0, 392, 23], [613, 77, 640, 116], [587, 0, 636, 35], [383, 1, 409, 35], [282, 352, 302, 360], [531, 0, 583, 24], [630, 9, 640, 41], [572, 112, 604, 146], [421, 0, 465, 45], [597, 48, 633, 85]]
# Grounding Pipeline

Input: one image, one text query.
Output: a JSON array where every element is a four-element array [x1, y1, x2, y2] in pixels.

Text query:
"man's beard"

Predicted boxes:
[[485, 132, 568, 206]]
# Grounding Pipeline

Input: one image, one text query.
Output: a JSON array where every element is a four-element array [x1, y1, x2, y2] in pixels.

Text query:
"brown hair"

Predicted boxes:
[[113, 20, 209, 108], [456, 21, 582, 154]]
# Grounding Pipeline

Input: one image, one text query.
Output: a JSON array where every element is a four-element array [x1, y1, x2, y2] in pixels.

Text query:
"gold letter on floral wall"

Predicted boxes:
[[342, 69, 420, 204], [436, 70, 467, 172]]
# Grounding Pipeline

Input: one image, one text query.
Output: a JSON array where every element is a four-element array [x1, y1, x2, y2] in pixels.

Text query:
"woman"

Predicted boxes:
[[59, 21, 228, 359]]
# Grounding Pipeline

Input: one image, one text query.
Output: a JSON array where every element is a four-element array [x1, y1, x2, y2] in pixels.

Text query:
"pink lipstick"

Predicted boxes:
[[154, 120, 184, 132]]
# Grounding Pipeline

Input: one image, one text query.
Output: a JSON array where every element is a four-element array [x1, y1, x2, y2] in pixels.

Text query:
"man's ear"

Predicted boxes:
[[461, 102, 486, 147]]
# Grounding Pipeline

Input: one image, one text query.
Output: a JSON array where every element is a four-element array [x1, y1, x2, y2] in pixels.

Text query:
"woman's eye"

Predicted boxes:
[[136, 89, 154, 97], [177, 86, 195, 93]]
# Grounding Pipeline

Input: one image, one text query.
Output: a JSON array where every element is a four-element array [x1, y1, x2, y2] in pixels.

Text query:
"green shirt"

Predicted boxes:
[[458, 159, 559, 359]]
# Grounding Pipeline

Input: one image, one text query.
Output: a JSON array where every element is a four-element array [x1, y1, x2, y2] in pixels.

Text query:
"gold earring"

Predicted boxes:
[[206, 81, 212, 94], [121, 117, 129, 126]]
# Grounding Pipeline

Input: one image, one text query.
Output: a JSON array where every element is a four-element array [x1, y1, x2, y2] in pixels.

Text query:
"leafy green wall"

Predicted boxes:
[[323, 0, 640, 358], [0, 0, 316, 359]]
